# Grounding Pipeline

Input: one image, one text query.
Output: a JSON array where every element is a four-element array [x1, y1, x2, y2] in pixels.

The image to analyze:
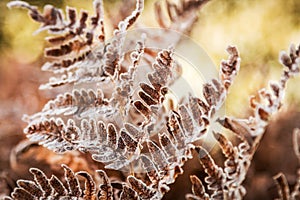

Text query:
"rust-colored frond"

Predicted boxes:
[[10, 165, 83, 199], [186, 175, 209, 200], [7, 0, 105, 80], [127, 176, 156, 199], [217, 117, 253, 145], [49, 175, 68, 197], [120, 185, 139, 200], [134, 48, 179, 120], [167, 111, 186, 149], [76, 171, 97, 200], [6, 0, 300, 199], [196, 147, 224, 198], [97, 170, 113, 200], [155, 0, 210, 33], [62, 164, 81, 196]]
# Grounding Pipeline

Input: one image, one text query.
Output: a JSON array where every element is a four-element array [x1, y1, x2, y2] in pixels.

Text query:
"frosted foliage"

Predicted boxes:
[[5, 0, 300, 199]]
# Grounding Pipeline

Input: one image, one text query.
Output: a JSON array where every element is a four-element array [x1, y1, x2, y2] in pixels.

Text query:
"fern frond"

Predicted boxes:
[[127, 176, 156, 199], [196, 146, 225, 198], [155, 0, 210, 33], [134, 48, 179, 120], [10, 165, 82, 199], [76, 171, 97, 200], [188, 44, 300, 199], [97, 170, 113, 200], [185, 175, 209, 200], [8, 165, 146, 200], [120, 185, 139, 200], [7, 0, 107, 89]]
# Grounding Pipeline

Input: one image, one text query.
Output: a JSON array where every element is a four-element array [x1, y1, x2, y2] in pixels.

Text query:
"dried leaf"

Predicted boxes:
[[11, 188, 35, 200], [127, 176, 156, 199], [107, 123, 118, 150], [167, 111, 186, 149], [97, 170, 113, 200], [29, 168, 53, 197], [147, 140, 168, 172], [62, 164, 81, 197], [120, 185, 138, 200], [187, 175, 209, 200], [120, 130, 138, 153], [195, 147, 224, 197], [140, 155, 159, 183], [16, 180, 43, 198], [217, 117, 253, 145], [76, 171, 97, 200], [49, 175, 68, 197]]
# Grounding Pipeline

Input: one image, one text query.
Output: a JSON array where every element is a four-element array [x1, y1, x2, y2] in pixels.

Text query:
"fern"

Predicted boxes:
[[4, 0, 300, 199], [186, 44, 300, 199]]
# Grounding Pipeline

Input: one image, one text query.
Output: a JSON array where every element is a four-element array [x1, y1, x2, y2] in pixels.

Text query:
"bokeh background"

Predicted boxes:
[[0, 0, 299, 199]]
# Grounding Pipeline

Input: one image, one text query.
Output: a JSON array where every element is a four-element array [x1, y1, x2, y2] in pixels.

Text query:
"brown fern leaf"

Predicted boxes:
[[62, 164, 81, 197], [186, 175, 209, 200], [167, 111, 186, 149], [15, 180, 43, 198], [178, 105, 195, 137], [209, 44, 299, 199], [140, 155, 160, 184], [76, 171, 97, 200], [196, 146, 225, 199], [127, 176, 156, 199], [213, 132, 246, 198], [217, 117, 253, 145], [213, 132, 238, 177], [11, 188, 34, 200], [220, 46, 240, 90], [103, 0, 144, 78], [26, 89, 108, 121], [49, 175, 68, 197], [120, 130, 139, 154], [110, 40, 145, 116], [120, 185, 139, 200], [7, 1, 65, 33], [24, 118, 71, 153], [30, 168, 53, 197], [10, 167, 75, 199], [188, 95, 209, 126], [155, 0, 210, 33], [7, 0, 105, 74], [147, 140, 169, 172], [8, 165, 120, 200], [97, 170, 113, 200], [7, 0, 145, 89], [91, 122, 144, 170], [248, 44, 300, 136], [134, 48, 178, 119], [159, 132, 178, 163]]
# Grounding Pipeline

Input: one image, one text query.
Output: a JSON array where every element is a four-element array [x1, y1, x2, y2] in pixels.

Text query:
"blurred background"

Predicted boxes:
[[0, 0, 299, 199]]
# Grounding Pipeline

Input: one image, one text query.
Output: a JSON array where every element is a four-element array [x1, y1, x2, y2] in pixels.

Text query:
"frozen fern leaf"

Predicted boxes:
[[6, 0, 300, 199]]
